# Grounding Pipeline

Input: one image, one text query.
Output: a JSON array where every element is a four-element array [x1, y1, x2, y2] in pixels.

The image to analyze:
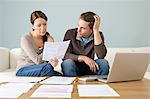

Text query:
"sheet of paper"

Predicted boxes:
[[8, 77, 46, 83], [0, 77, 46, 83], [40, 76, 76, 85], [31, 85, 73, 98], [78, 84, 120, 97], [0, 83, 35, 98], [42, 40, 70, 61]]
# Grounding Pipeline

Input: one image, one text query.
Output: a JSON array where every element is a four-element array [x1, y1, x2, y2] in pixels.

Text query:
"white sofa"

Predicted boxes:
[[0, 47, 150, 80]]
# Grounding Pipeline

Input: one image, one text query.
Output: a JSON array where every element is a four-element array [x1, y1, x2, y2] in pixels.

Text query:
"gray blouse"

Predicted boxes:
[[17, 33, 45, 71]]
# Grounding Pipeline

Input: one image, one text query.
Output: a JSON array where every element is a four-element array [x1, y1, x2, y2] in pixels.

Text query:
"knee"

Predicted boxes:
[[62, 59, 75, 65], [61, 59, 76, 72], [44, 63, 54, 70], [96, 59, 109, 69], [96, 59, 108, 65], [61, 59, 75, 69]]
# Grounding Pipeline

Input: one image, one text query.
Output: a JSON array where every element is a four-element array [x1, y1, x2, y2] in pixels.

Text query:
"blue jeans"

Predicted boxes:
[[61, 59, 109, 76], [16, 63, 62, 76]]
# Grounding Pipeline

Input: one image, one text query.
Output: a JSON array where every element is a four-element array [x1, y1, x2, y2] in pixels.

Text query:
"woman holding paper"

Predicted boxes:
[[16, 10, 62, 76]]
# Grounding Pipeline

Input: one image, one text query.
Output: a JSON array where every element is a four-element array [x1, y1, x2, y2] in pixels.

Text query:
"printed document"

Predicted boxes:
[[0, 77, 46, 83], [42, 40, 70, 61], [31, 85, 73, 98], [78, 84, 120, 97], [8, 77, 46, 83], [0, 83, 35, 98], [40, 76, 76, 85]]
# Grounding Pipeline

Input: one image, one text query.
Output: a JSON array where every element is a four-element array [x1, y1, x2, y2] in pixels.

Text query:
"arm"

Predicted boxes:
[[93, 15, 107, 59], [21, 35, 44, 64], [78, 15, 107, 72], [63, 30, 79, 61]]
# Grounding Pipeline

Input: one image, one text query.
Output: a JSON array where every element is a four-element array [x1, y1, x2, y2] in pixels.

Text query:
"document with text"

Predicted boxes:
[[31, 85, 73, 98], [42, 40, 70, 61], [0, 77, 46, 83], [78, 84, 120, 97], [40, 76, 76, 85], [0, 83, 35, 98]]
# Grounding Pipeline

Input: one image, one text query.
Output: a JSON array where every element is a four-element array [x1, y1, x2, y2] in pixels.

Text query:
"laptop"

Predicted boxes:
[[98, 52, 150, 83]]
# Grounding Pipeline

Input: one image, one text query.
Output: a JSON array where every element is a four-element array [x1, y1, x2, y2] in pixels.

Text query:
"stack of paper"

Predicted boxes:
[[78, 75, 98, 81], [78, 75, 108, 82], [78, 84, 120, 97], [31, 85, 73, 98], [40, 76, 76, 85], [0, 83, 35, 98]]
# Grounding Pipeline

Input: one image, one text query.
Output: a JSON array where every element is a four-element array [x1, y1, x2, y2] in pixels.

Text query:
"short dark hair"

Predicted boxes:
[[30, 10, 47, 25], [80, 11, 96, 29]]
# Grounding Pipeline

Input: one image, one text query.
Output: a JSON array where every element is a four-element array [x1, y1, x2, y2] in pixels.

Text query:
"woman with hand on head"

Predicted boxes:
[[16, 10, 62, 76]]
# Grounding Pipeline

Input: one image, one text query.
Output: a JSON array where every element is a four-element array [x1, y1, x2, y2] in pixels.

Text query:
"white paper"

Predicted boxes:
[[0, 83, 35, 98], [40, 76, 76, 85], [31, 85, 73, 98], [78, 84, 120, 97], [8, 77, 46, 83], [0, 77, 46, 83], [42, 40, 70, 61]]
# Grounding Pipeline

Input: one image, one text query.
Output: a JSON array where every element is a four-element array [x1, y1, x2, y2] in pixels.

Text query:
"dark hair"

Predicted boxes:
[[30, 10, 48, 25], [30, 10, 49, 42], [80, 11, 96, 29]]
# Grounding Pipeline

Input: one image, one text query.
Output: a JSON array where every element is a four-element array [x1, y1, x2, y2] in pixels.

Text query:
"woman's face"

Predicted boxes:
[[32, 18, 47, 36]]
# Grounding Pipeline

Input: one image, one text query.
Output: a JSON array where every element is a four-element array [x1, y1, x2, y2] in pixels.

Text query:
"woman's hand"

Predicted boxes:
[[47, 35, 54, 42], [50, 58, 59, 67]]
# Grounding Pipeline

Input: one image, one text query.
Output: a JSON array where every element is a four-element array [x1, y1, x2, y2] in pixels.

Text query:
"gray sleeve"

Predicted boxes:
[[21, 35, 44, 64]]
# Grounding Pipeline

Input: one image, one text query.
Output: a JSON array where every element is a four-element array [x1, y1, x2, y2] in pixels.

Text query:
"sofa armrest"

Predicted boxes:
[[0, 47, 10, 71]]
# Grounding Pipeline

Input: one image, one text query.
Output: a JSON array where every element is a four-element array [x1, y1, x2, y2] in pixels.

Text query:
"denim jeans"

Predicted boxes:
[[61, 59, 109, 76], [16, 63, 62, 76]]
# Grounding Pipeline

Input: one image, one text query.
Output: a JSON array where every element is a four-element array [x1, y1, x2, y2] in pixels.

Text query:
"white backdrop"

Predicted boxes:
[[0, 0, 149, 48]]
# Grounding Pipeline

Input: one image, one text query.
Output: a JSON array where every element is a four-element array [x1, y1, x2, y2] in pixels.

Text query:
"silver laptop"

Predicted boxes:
[[98, 52, 150, 83]]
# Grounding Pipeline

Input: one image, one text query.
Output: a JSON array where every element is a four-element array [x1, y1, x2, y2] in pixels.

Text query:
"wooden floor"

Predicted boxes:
[[18, 78, 150, 99]]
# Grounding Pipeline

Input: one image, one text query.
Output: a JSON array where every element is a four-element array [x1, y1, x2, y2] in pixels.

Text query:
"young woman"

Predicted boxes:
[[16, 10, 61, 76]]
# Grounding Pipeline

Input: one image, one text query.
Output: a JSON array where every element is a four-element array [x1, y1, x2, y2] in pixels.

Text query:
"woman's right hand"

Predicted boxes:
[[50, 58, 59, 67]]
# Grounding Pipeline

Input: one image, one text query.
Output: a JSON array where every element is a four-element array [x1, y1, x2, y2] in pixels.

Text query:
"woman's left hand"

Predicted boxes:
[[47, 35, 54, 42]]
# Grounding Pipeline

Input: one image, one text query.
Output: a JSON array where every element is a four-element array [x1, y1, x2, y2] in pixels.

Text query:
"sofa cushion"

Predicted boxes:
[[10, 48, 21, 69], [105, 48, 136, 67], [0, 47, 9, 71]]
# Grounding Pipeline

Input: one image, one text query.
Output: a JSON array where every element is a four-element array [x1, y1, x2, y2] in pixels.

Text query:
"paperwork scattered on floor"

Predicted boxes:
[[8, 77, 46, 83], [78, 84, 120, 97], [0, 83, 35, 98], [40, 76, 76, 85], [31, 85, 73, 98]]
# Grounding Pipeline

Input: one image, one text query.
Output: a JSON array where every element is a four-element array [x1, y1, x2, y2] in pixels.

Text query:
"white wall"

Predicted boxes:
[[0, 0, 149, 48]]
